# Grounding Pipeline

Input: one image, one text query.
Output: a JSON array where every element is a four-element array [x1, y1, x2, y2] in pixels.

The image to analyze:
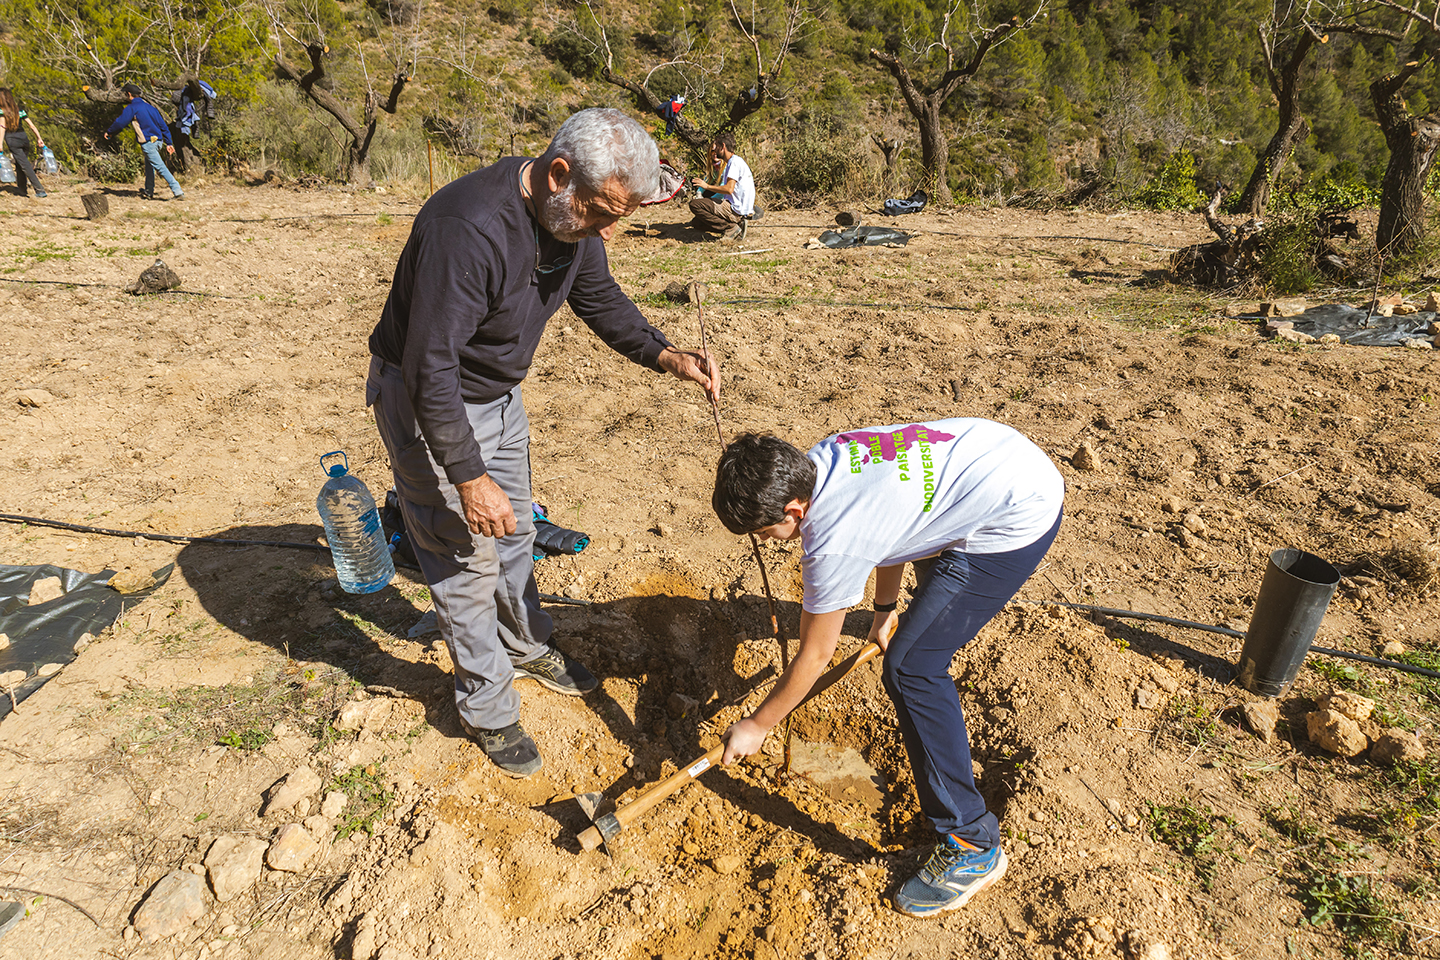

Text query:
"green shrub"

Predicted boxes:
[[1134, 150, 1206, 211], [86, 145, 144, 184], [770, 128, 872, 202]]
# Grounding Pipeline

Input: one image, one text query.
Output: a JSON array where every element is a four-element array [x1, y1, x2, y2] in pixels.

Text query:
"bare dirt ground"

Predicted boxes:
[[0, 173, 1437, 960]]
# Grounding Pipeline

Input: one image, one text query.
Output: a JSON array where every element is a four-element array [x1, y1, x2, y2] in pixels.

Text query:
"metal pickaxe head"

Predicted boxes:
[[575, 791, 622, 855]]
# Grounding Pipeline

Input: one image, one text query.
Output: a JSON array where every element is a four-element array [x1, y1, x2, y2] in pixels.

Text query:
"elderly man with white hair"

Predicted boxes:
[[367, 108, 719, 777]]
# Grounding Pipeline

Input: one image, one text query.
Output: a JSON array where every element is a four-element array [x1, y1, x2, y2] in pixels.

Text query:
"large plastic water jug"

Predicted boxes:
[[41, 146, 58, 176], [0, 153, 14, 184], [315, 451, 394, 594]]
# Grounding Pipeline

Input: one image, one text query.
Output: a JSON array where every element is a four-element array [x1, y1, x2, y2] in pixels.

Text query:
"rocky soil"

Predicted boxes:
[[0, 173, 1437, 960]]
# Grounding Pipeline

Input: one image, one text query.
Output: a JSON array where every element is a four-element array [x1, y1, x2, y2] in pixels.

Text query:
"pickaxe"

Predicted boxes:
[[576, 639, 884, 853]]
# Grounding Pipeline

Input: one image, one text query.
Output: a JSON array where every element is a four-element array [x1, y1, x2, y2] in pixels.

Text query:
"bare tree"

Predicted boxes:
[[257, 0, 418, 184], [31, 3, 159, 102], [869, 2, 1046, 205], [566, 0, 810, 150]]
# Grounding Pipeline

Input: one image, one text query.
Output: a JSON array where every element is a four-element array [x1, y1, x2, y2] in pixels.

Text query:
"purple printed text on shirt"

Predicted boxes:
[[833, 424, 956, 464]]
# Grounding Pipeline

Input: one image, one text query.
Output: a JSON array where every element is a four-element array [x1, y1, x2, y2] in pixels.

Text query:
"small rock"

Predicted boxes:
[[1319, 691, 1374, 723], [352, 914, 378, 960], [1181, 513, 1206, 535], [109, 568, 158, 594], [563, 581, 587, 600], [15, 388, 54, 409], [204, 836, 267, 903], [0, 633, 8, 650], [321, 791, 348, 819], [335, 700, 393, 735], [133, 869, 211, 942], [656, 522, 674, 538], [712, 854, 745, 875], [1261, 299, 1307, 317], [1124, 813, 1140, 829], [266, 823, 320, 872], [1402, 337, 1434, 350], [666, 692, 700, 719], [1123, 929, 1172, 960], [1160, 497, 1183, 514], [1381, 641, 1407, 657], [1071, 442, 1099, 471], [73, 632, 94, 654], [36, 663, 62, 678], [27, 577, 63, 605], [1029, 810, 1046, 822], [0, 670, 26, 690], [1134, 683, 1161, 710], [682, 841, 700, 856], [662, 281, 689, 303], [1393, 303, 1419, 315], [1241, 700, 1280, 743], [1307, 709, 1369, 757], [1371, 729, 1425, 764], [264, 766, 322, 817], [1318, 333, 1342, 344], [1275, 328, 1316, 343]]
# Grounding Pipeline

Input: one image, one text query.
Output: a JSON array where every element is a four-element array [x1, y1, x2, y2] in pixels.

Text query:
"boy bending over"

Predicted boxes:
[[712, 419, 1063, 917]]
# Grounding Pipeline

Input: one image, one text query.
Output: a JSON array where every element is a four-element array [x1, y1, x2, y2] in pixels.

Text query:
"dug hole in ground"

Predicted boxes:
[[0, 183, 1437, 960]]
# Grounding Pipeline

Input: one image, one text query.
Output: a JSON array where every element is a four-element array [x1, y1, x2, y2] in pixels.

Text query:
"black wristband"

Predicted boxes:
[[873, 600, 897, 612]]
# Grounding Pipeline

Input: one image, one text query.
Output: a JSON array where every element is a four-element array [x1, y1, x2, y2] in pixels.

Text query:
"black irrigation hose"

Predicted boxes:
[[0, 512, 590, 606], [1047, 601, 1440, 680]]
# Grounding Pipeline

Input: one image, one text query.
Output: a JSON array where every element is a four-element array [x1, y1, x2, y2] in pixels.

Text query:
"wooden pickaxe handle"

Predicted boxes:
[[578, 640, 883, 851]]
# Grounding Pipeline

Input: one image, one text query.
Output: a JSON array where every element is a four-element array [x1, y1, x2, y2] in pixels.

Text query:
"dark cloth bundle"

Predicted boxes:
[[532, 503, 590, 560], [383, 492, 590, 565], [817, 224, 912, 248], [882, 188, 928, 217]]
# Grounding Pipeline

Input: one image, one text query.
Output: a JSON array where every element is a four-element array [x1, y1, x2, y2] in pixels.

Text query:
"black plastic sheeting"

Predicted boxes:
[[0, 563, 172, 720], [1264, 304, 1437, 347], [816, 225, 912, 249]]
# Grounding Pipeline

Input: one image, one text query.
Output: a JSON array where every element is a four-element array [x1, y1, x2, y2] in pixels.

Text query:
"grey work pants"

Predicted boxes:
[[366, 357, 551, 730]]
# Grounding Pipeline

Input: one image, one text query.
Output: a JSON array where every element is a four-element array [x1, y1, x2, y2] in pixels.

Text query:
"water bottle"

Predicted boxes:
[[0, 152, 14, 185], [315, 451, 394, 594], [41, 146, 58, 176]]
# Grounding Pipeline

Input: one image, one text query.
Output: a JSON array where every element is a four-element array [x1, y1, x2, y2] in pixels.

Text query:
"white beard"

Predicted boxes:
[[540, 181, 595, 242]]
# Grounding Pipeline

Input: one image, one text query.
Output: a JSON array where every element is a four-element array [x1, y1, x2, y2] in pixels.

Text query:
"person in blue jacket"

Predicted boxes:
[[103, 83, 184, 200]]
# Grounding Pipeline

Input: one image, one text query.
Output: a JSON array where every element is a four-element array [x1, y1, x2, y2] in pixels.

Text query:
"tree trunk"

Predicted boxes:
[[1372, 68, 1440, 256], [1237, 29, 1319, 216], [916, 100, 949, 203]]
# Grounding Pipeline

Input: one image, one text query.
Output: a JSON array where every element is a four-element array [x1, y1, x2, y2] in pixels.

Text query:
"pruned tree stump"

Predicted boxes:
[[81, 193, 109, 221]]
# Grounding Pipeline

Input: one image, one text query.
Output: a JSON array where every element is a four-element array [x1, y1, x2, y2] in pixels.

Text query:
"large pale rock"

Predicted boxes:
[[264, 766, 322, 817], [204, 836, 267, 902], [1319, 691, 1374, 723], [0, 670, 26, 689], [133, 869, 211, 942], [1241, 700, 1280, 743], [335, 699, 393, 734], [27, 577, 62, 605], [266, 823, 320, 873], [320, 791, 348, 819], [1371, 729, 1425, 765], [1307, 709, 1369, 757]]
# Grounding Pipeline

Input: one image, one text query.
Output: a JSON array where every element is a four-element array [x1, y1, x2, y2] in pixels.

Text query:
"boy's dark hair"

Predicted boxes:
[[712, 433, 816, 534], [713, 131, 737, 154]]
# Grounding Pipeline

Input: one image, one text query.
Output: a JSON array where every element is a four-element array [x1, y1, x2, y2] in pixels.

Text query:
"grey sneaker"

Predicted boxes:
[[462, 719, 543, 778], [892, 836, 1007, 916], [513, 645, 598, 696]]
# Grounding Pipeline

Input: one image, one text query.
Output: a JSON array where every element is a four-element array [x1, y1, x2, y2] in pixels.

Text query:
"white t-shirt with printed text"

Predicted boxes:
[[799, 418, 1064, 614], [720, 155, 755, 216]]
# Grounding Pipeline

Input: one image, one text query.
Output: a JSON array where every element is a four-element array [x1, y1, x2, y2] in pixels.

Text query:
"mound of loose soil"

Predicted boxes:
[[0, 178, 1436, 960]]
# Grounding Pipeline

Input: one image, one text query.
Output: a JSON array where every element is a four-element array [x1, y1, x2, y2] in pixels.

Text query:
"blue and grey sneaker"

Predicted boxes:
[[892, 835, 1008, 917], [461, 719, 543, 778], [513, 645, 599, 696]]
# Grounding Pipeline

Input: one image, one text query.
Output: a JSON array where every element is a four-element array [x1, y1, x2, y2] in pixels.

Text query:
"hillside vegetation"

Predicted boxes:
[[4, 0, 1439, 211]]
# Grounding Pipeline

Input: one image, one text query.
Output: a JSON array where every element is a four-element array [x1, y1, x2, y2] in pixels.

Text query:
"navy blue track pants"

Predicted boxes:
[[881, 510, 1062, 848]]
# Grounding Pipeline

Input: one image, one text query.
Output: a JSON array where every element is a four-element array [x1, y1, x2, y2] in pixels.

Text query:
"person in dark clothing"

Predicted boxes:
[[367, 107, 720, 778], [103, 83, 184, 200], [0, 88, 48, 199]]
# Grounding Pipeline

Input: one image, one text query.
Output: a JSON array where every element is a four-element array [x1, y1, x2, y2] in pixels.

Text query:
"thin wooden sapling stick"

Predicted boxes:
[[693, 284, 796, 774]]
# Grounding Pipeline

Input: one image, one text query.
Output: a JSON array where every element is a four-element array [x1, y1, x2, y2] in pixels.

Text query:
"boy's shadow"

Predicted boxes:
[[176, 532, 895, 857]]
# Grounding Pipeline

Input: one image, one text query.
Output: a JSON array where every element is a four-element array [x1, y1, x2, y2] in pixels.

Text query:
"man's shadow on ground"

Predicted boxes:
[[624, 221, 724, 245], [176, 526, 892, 858]]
